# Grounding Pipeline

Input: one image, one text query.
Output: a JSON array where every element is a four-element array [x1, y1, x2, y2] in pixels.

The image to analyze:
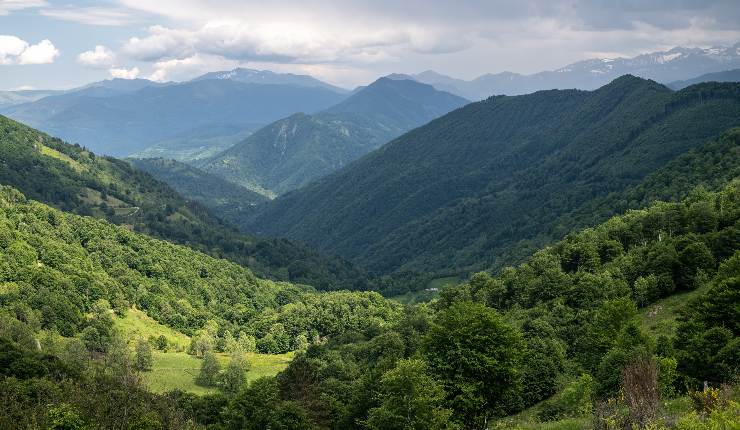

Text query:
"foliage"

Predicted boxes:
[[364, 358, 456, 430], [196, 351, 221, 387], [135, 339, 154, 372], [538, 374, 594, 422], [423, 301, 524, 427], [0, 184, 400, 348]]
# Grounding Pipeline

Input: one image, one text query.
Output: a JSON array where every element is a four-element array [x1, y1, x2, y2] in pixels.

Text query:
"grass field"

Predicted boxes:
[[114, 307, 190, 351], [638, 283, 708, 338], [38, 142, 86, 172], [115, 307, 294, 394], [143, 351, 294, 395]]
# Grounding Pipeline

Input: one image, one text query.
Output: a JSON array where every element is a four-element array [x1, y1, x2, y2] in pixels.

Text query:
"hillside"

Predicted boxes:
[[3, 79, 346, 156], [414, 43, 740, 99], [198, 78, 468, 195], [127, 158, 268, 229], [668, 68, 740, 90], [0, 184, 400, 341], [0, 115, 372, 291], [247, 77, 740, 289]]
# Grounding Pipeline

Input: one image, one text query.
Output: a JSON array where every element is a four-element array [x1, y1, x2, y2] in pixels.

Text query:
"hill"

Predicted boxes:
[[0, 115, 372, 291], [246, 77, 740, 291], [3, 80, 346, 156], [198, 78, 468, 195], [0, 183, 399, 342], [127, 158, 268, 229], [668, 68, 740, 90], [414, 43, 740, 99]]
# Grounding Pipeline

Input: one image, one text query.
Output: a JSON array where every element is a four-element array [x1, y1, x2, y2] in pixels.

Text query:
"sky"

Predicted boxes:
[[1, 0, 739, 90]]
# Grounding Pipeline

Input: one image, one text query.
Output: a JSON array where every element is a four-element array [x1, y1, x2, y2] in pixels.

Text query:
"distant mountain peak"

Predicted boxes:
[[192, 68, 347, 93], [413, 43, 740, 100], [383, 73, 416, 81]]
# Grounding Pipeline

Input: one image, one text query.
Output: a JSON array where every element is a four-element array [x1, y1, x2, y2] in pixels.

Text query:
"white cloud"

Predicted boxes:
[[77, 45, 116, 68], [0, 0, 47, 15], [147, 53, 238, 82], [109, 66, 140, 79], [40, 6, 136, 26], [122, 21, 469, 66], [0, 35, 59, 65]]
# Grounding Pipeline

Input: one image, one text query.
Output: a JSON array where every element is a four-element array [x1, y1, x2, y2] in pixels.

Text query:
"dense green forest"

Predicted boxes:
[[197, 78, 467, 196], [127, 158, 267, 229], [247, 78, 740, 294], [0, 185, 399, 346], [0, 115, 372, 291], [1, 175, 737, 428]]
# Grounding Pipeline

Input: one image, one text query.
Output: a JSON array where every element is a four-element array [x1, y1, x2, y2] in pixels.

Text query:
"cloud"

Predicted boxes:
[[122, 21, 470, 66], [40, 6, 136, 26], [77, 45, 116, 68], [0, 0, 47, 15], [109, 66, 140, 79], [0, 35, 59, 65]]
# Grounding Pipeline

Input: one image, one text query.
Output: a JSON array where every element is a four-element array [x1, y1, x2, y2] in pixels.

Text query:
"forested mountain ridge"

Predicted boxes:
[[198, 78, 468, 195], [246, 77, 740, 290], [0, 115, 372, 291], [0, 182, 401, 350], [667, 68, 740, 90], [127, 158, 268, 228], [3, 79, 346, 156]]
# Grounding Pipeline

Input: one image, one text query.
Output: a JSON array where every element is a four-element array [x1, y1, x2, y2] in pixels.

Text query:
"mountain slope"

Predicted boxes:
[[127, 158, 268, 228], [199, 78, 468, 195], [4, 80, 346, 156], [0, 115, 371, 290], [415, 44, 740, 99], [246, 77, 740, 285], [0, 89, 63, 109], [193, 67, 347, 94], [668, 68, 740, 90]]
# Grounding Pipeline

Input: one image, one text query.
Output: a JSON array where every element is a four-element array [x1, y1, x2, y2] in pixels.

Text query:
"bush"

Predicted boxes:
[[538, 374, 593, 422]]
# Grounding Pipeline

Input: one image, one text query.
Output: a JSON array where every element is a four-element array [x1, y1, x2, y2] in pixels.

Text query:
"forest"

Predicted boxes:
[[0, 115, 372, 291], [1, 175, 737, 428]]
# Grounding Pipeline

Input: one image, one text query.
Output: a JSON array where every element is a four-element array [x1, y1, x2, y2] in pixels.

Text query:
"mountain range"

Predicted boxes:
[[245, 76, 740, 288], [196, 77, 468, 196], [667, 68, 740, 90], [413, 44, 740, 99], [2, 76, 346, 157]]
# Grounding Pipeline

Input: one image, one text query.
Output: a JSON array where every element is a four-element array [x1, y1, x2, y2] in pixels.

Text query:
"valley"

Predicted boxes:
[[0, 10, 738, 428]]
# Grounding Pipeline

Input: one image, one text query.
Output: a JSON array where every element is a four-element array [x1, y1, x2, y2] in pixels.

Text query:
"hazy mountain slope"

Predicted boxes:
[[668, 68, 740, 90], [0, 89, 63, 109], [193, 67, 348, 94], [247, 77, 740, 281], [128, 123, 260, 162], [127, 158, 267, 228], [0, 115, 371, 291], [4, 80, 346, 157], [414, 44, 740, 99], [199, 78, 468, 195]]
